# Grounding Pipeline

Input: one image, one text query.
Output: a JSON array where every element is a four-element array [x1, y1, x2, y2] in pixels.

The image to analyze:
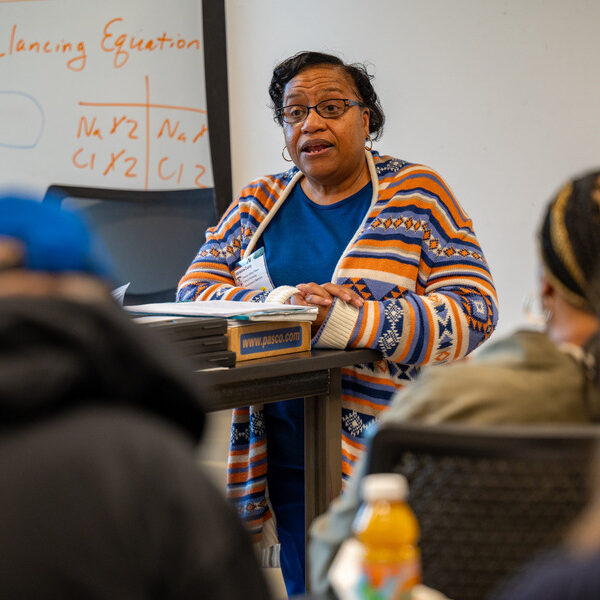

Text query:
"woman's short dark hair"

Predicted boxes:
[[269, 51, 385, 140]]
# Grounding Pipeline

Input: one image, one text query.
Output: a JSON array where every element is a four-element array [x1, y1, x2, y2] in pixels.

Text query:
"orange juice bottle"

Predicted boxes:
[[353, 473, 421, 600]]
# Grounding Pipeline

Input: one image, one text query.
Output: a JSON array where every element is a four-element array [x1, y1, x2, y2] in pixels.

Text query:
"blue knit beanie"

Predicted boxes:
[[0, 194, 114, 279]]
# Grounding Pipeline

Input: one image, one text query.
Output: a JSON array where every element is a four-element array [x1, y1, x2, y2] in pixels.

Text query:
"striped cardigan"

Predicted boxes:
[[177, 151, 498, 546]]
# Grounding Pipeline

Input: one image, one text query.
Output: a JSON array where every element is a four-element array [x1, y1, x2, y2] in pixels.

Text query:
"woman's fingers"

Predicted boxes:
[[305, 295, 332, 307], [295, 281, 364, 336], [297, 282, 364, 308], [296, 283, 332, 306], [321, 283, 364, 307], [288, 292, 309, 306]]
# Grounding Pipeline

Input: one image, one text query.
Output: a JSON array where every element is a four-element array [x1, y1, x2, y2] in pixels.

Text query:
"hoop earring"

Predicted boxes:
[[365, 135, 373, 151], [523, 292, 552, 328], [281, 146, 293, 162]]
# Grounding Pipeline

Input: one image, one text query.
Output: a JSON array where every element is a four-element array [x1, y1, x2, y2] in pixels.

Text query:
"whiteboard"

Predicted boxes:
[[0, 0, 214, 197]]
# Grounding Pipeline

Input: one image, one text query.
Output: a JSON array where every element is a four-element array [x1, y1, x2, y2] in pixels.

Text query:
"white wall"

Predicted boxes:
[[225, 0, 600, 337]]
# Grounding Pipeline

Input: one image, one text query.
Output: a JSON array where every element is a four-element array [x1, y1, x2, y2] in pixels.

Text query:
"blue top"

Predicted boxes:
[[262, 180, 373, 288], [261, 180, 372, 595], [261, 180, 372, 471]]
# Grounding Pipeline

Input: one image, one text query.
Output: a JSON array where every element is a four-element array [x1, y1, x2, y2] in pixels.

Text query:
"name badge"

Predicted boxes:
[[233, 247, 274, 292]]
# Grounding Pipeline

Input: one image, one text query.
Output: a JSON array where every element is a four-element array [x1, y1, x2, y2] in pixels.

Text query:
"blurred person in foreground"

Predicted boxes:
[[0, 194, 271, 600], [490, 173, 600, 600], [309, 170, 600, 594], [177, 50, 498, 595]]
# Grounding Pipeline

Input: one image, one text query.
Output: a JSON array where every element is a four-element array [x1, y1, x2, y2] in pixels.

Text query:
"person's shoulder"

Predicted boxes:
[[371, 151, 440, 177], [372, 152, 472, 226], [372, 152, 443, 182], [371, 152, 412, 177], [488, 328, 568, 365], [239, 165, 299, 198]]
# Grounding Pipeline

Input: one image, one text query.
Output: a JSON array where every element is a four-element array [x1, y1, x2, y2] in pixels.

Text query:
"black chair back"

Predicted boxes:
[[43, 185, 217, 304], [366, 422, 600, 600]]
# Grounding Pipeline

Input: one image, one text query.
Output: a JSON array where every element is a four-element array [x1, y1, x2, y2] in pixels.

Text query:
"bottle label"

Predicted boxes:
[[356, 558, 421, 600]]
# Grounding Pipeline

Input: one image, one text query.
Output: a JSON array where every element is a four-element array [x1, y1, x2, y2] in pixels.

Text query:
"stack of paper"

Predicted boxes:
[[139, 316, 236, 368], [125, 300, 318, 322]]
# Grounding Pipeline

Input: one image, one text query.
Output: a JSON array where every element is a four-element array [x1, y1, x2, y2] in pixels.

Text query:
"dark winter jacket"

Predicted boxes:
[[0, 297, 271, 600]]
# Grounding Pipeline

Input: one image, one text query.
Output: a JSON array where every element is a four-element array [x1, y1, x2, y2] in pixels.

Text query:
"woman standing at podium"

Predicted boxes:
[[178, 51, 498, 595]]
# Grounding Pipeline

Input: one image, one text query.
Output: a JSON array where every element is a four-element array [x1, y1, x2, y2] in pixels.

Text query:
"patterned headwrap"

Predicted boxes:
[[539, 172, 600, 314]]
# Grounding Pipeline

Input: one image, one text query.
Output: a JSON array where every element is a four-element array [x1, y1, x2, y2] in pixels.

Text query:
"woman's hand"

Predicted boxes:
[[290, 283, 364, 335], [298, 282, 364, 308]]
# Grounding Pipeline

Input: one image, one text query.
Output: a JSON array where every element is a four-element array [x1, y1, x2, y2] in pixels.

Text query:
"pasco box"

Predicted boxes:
[[227, 320, 311, 362]]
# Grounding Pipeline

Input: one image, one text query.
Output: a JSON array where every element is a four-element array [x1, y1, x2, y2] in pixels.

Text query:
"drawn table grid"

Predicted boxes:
[[74, 75, 210, 190]]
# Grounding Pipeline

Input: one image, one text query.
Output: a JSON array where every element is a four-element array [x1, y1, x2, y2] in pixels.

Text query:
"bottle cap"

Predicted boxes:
[[361, 473, 408, 502]]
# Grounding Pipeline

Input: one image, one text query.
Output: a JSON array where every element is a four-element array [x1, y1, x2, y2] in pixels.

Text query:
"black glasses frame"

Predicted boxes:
[[276, 98, 364, 124]]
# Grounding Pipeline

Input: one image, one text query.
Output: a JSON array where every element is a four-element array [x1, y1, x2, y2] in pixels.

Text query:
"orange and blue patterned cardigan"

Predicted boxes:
[[177, 151, 498, 549]]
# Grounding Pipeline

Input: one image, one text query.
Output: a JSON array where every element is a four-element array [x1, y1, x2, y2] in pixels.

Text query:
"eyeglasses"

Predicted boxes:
[[276, 98, 364, 125]]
